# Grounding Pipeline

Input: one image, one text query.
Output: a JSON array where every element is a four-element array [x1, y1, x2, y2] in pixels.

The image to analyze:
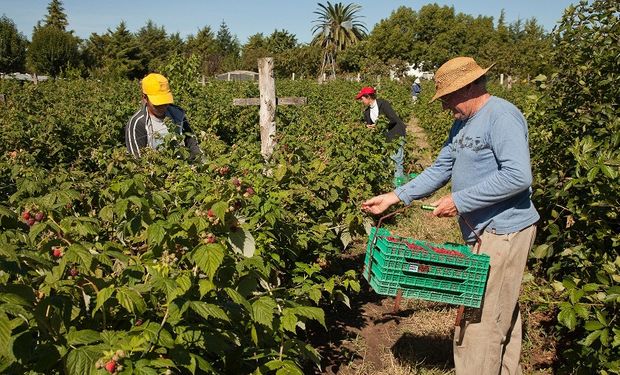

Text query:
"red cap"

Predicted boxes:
[[355, 86, 376, 100]]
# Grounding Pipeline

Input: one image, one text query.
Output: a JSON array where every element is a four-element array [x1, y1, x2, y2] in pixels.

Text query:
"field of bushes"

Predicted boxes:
[[0, 1, 618, 374]]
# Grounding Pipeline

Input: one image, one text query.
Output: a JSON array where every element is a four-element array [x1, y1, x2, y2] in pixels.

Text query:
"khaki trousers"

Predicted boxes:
[[453, 225, 537, 375]]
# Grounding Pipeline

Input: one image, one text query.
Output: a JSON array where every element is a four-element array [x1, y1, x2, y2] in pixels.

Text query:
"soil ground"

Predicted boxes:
[[311, 115, 558, 375]]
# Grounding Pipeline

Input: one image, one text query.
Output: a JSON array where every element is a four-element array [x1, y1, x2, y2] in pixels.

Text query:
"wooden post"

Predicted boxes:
[[393, 289, 403, 313], [0, 94, 5, 105], [500, 73, 504, 85], [259, 58, 276, 160], [232, 57, 307, 162], [292, 72, 295, 81]]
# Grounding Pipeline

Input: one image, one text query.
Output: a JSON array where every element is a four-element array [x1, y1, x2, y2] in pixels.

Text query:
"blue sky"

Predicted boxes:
[[2, 0, 577, 43]]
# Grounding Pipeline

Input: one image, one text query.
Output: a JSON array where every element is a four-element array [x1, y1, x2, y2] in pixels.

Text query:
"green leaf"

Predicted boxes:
[[211, 201, 228, 223], [116, 287, 147, 314], [251, 323, 258, 345], [133, 365, 158, 375], [99, 205, 114, 222], [585, 320, 605, 331], [0, 312, 11, 357], [192, 244, 225, 280], [308, 288, 321, 304], [281, 309, 298, 333], [198, 279, 215, 298], [583, 330, 601, 346], [147, 221, 166, 246], [190, 353, 214, 373], [138, 322, 175, 349], [0, 284, 36, 307], [323, 278, 335, 294], [600, 329, 609, 346], [224, 287, 252, 312], [587, 166, 599, 182], [190, 301, 230, 322], [65, 346, 100, 375], [531, 244, 550, 259], [558, 308, 577, 330], [596, 310, 609, 325], [228, 227, 256, 257], [251, 296, 277, 329], [340, 227, 352, 249], [267, 360, 303, 375], [573, 303, 589, 319], [93, 286, 115, 316], [274, 164, 287, 182], [65, 243, 93, 269], [569, 289, 585, 304], [67, 329, 102, 346], [292, 306, 325, 328]]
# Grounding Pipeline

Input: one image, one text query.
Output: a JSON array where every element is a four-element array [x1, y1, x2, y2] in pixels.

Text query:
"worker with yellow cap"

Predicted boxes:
[[362, 56, 539, 375], [125, 73, 201, 159]]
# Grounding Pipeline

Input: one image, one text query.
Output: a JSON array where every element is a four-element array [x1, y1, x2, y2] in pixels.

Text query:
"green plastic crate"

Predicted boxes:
[[363, 227, 490, 308], [365, 263, 486, 295], [366, 239, 489, 283], [368, 276, 484, 308]]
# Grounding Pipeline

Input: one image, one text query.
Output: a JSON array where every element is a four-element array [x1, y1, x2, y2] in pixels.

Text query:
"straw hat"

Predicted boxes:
[[430, 57, 495, 102]]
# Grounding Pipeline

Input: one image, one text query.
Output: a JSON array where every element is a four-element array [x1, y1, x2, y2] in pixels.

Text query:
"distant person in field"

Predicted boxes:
[[124, 73, 201, 160], [356, 86, 406, 182], [411, 78, 421, 102], [362, 57, 539, 375]]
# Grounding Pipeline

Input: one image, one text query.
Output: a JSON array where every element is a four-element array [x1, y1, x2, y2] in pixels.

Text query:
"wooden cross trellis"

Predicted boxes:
[[233, 57, 307, 160]]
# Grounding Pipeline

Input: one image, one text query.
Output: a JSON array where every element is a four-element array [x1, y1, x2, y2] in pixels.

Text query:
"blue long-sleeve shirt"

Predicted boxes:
[[394, 96, 539, 242]]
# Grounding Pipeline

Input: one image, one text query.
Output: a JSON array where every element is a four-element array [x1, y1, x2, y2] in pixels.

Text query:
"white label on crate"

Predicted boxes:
[[408, 264, 419, 272]]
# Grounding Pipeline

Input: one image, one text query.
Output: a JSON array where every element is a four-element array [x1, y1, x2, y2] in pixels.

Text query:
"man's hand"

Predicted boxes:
[[430, 194, 458, 217], [361, 192, 401, 215]]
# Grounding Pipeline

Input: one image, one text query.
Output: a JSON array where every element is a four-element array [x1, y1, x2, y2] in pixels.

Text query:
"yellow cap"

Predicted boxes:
[[141, 73, 174, 105]]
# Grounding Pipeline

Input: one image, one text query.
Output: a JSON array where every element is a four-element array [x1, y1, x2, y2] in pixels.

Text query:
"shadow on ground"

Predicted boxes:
[[391, 332, 454, 370], [305, 248, 393, 374]]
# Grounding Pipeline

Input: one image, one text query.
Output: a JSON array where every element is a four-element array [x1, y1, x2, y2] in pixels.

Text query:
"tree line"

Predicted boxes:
[[1, 0, 555, 80]]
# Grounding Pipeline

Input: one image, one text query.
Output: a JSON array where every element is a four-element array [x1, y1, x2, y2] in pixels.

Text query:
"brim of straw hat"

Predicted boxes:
[[430, 63, 495, 103]]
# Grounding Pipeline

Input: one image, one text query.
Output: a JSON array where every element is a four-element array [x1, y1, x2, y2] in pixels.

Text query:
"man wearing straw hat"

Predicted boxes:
[[362, 56, 539, 374]]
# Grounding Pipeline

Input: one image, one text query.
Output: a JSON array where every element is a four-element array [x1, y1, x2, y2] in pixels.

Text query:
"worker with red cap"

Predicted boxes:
[[356, 86, 407, 184]]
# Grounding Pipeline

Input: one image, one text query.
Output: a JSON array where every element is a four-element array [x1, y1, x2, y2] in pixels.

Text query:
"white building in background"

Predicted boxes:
[[405, 64, 434, 80], [0, 72, 49, 82]]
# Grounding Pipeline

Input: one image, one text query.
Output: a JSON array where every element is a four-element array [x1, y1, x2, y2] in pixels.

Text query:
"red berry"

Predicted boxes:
[[135, 318, 143, 326], [206, 233, 216, 243], [27, 218, 36, 226], [104, 360, 116, 373], [35, 212, 45, 221], [69, 267, 79, 277], [52, 247, 63, 258], [207, 209, 215, 218], [232, 177, 241, 187], [22, 211, 31, 220], [245, 187, 255, 196]]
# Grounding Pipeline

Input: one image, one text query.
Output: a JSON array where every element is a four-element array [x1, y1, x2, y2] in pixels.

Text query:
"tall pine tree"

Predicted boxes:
[[43, 0, 68, 30]]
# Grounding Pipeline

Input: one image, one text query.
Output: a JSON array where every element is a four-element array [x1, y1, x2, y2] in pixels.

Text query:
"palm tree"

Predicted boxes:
[[312, 1, 367, 80]]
